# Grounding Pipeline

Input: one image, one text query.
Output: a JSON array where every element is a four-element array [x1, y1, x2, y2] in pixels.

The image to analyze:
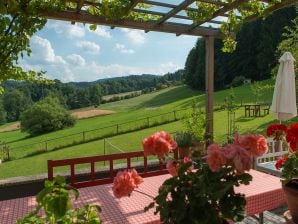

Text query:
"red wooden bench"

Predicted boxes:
[[48, 151, 177, 188]]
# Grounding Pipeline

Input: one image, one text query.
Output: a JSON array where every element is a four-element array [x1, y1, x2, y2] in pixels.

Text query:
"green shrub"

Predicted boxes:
[[231, 76, 245, 87], [17, 176, 102, 224], [20, 97, 76, 136]]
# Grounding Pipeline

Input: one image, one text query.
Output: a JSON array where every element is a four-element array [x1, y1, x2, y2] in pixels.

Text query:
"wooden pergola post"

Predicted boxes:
[[205, 36, 214, 145]]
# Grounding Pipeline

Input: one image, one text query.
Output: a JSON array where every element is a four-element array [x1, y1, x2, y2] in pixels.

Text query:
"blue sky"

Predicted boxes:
[[19, 19, 198, 82]]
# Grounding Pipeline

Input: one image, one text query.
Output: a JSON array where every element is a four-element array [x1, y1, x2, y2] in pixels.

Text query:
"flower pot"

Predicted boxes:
[[178, 146, 191, 159], [274, 140, 282, 152], [192, 141, 205, 157], [283, 182, 298, 223]]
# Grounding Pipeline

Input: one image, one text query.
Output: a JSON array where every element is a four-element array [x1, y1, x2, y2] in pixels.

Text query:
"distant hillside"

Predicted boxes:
[[70, 74, 163, 88], [0, 70, 184, 123]]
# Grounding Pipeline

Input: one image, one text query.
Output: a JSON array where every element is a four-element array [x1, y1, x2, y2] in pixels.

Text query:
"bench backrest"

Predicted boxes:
[[255, 138, 288, 166]]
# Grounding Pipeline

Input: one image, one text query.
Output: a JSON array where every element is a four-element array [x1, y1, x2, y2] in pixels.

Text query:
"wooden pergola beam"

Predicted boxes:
[[155, 0, 196, 25], [245, 0, 297, 23], [198, 0, 228, 6], [205, 36, 214, 144], [132, 8, 224, 24], [76, 0, 85, 13], [44, 11, 221, 37], [188, 0, 250, 31], [130, 0, 140, 9]]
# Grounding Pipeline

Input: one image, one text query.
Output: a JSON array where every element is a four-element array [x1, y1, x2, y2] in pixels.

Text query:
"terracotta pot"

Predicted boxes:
[[283, 182, 298, 223], [192, 141, 206, 157], [178, 146, 191, 159], [274, 140, 282, 152]]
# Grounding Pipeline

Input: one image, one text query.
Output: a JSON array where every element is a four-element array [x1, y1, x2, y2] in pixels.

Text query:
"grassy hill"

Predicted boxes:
[[1, 80, 297, 179]]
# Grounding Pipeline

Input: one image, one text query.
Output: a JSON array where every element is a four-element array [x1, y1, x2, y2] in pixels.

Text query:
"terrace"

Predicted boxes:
[[0, 0, 297, 223]]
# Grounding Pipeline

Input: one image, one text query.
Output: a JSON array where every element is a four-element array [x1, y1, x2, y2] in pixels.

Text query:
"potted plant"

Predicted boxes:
[[174, 131, 193, 159], [183, 103, 206, 157], [114, 131, 269, 224], [275, 122, 298, 223], [266, 123, 288, 152]]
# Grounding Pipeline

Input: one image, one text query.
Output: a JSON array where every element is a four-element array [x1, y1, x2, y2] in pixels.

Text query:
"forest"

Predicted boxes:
[[183, 6, 297, 91]]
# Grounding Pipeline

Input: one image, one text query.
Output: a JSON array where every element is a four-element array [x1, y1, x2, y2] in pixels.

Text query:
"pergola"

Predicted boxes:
[[45, 0, 296, 142]]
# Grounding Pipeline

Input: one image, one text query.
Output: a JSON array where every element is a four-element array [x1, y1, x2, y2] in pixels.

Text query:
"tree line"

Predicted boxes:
[[184, 7, 296, 91], [0, 70, 183, 123]]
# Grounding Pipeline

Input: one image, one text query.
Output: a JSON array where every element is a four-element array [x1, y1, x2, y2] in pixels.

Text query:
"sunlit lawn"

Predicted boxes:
[[1, 80, 293, 179]]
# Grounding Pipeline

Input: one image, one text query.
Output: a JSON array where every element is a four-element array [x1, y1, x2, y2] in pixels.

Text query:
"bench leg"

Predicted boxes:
[[252, 212, 264, 224], [259, 212, 264, 224]]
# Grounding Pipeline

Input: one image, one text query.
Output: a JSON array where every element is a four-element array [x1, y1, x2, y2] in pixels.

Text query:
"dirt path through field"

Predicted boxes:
[[71, 109, 114, 119], [0, 109, 115, 132]]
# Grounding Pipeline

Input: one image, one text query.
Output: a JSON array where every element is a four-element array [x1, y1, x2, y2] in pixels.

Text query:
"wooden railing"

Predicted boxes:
[[48, 151, 176, 188]]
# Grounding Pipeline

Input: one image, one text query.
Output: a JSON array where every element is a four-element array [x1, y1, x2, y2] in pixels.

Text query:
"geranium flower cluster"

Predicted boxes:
[[275, 155, 287, 170], [142, 131, 177, 160], [166, 156, 193, 177], [286, 122, 298, 152], [207, 133, 268, 174], [266, 123, 287, 141], [112, 169, 143, 198]]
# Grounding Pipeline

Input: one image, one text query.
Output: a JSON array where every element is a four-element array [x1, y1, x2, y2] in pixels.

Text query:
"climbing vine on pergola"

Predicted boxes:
[[46, 0, 296, 51]]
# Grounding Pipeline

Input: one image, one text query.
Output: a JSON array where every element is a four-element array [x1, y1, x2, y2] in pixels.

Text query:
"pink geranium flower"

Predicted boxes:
[[227, 144, 251, 174], [166, 157, 194, 177], [142, 131, 177, 160], [166, 160, 179, 176], [234, 133, 268, 157], [112, 169, 143, 198], [206, 144, 226, 172]]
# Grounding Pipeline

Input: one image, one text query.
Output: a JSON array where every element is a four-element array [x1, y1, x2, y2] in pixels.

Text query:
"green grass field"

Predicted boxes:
[[1, 80, 297, 179]]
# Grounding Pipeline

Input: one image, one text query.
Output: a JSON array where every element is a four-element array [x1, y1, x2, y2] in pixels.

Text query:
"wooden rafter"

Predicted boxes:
[[155, 0, 196, 25], [188, 0, 250, 32], [130, 0, 140, 10], [198, 0, 228, 6], [56, 0, 295, 37], [132, 8, 224, 25], [45, 11, 222, 37], [76, 0, 85, 13], [245, 0, 297, 23]]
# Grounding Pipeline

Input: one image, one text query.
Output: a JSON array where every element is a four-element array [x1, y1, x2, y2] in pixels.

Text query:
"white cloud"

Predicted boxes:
[[20, 35, 181, 82], [120, 28, 145, 45], [63, 61, 182, 81], [20, 36, 75, 82], [46, 21, 85, 39], [88, 26, 112, 39], [66, 54, 86, 66], [76, 41, 100, 54], [30, 36, 66, 65], [115, 43, 135, 54]]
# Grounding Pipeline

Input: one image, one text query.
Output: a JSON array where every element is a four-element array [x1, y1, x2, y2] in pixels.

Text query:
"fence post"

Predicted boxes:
[[45, 141, 48, 152], [103, 139, 106, 166], [83, 131, 86, 142], [173, 110, 177, 120], [116, 124, 119, 134], [7, 146, 10, 161]]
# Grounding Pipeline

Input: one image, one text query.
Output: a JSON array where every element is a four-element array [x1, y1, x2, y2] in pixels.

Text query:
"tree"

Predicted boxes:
[[20, 97, 76, 136], [277, 15, 298, 74], [88, 84, 102, 107], [0, 1, 65, 92], [184, 6, 296, 91], [0, 99, 6, 124], [3, 89, 31, 121]]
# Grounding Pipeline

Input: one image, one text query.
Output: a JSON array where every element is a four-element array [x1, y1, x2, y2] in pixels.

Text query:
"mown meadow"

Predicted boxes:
[[1, 80, 297, 179]]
